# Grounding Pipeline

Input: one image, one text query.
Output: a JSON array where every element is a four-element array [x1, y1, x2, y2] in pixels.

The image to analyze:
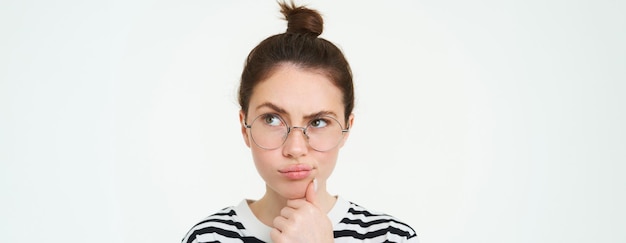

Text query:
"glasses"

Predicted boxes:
[[244, 113, 349, 152]]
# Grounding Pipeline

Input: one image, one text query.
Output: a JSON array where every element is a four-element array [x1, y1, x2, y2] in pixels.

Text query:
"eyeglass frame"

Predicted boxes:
[[243, 113, 350, 152]]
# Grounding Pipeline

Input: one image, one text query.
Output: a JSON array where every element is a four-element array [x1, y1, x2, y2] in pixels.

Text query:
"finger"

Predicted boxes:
[[305, 178, 318, 207], [270, 228, 282, 242], [280, 205, 295, 218], [273, 215, 288, 232], [286, 198, 307, 209]]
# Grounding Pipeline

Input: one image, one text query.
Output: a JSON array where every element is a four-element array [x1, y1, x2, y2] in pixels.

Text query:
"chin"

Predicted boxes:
[[275, 185, 307, 200], [279, 189, 305, 200], [289, 193, 306, 200]]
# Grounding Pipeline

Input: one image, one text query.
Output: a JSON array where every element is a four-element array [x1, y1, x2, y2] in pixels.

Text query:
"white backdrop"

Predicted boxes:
[[1, 0, 625, 242]]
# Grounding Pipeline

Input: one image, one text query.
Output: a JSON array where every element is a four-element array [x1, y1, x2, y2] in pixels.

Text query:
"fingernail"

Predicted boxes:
[[313, 178, 318, 192]]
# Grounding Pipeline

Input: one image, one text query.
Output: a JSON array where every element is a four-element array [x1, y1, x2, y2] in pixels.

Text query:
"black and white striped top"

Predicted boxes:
[[182, 197, 419, 243]]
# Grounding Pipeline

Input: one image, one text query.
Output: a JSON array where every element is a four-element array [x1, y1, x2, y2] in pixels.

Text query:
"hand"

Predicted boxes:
[[270, 179, 334, 243]]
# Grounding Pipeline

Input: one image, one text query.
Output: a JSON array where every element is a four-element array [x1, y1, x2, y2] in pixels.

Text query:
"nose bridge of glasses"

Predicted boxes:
[[288, 126, 309, 137]]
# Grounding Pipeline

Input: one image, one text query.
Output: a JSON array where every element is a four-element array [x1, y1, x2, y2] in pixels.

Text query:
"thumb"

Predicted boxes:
[[305, 178, 318, 206]]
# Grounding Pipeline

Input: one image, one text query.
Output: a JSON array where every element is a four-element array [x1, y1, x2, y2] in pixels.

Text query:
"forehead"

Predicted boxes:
[[249, 64, 344, 120]]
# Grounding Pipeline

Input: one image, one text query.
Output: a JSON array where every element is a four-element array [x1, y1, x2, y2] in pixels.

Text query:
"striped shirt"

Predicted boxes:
[[182, 197, 419, 242]]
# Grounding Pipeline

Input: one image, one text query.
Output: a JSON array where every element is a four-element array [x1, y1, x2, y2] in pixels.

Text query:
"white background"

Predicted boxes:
[[1, 0, 625, 242]]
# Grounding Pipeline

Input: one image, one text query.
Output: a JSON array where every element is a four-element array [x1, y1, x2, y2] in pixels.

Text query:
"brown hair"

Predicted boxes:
[[238, 1, 354, 124]]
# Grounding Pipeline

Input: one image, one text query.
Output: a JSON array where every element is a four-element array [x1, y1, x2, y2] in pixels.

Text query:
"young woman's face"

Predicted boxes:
[[240, 63, 353, 199]]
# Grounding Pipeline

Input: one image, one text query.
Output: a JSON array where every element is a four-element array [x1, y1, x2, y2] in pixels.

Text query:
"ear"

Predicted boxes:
[[338, 113, 354, 148], [239, 110, 251, 148]]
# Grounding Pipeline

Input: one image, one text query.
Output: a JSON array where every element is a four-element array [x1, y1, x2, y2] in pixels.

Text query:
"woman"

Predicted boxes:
[[183, 2, 418, 242]]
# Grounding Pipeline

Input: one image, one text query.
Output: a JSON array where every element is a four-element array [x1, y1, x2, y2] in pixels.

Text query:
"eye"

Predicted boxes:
[[262, 114, 283, 126], [309, 118, 328, 128]]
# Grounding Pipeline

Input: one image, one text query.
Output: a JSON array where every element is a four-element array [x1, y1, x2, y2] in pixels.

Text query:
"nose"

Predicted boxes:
[[282, 126, 308, 157]]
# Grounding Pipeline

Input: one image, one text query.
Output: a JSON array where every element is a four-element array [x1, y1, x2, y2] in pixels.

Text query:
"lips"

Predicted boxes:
[[278, 164, 313, 180]]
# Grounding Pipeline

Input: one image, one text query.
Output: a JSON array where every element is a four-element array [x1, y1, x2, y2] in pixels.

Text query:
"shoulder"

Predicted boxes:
[[181, 206, 247, 243], [334, 201, 419, 242]]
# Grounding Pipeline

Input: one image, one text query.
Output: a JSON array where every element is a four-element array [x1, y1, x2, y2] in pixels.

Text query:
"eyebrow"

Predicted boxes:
[[255, 102, 287, 115], [255, 102, 339, 121]]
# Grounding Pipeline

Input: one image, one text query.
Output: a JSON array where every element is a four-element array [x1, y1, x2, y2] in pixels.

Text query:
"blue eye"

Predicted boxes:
[[310, 118, 328, 128], [262, 114, 283, 126]]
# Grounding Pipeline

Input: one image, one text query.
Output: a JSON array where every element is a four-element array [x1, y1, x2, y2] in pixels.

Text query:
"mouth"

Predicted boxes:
[[278, 164, 314, 180]]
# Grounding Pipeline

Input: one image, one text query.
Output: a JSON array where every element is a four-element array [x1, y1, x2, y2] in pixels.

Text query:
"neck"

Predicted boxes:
[[249, 184, 336, 227]]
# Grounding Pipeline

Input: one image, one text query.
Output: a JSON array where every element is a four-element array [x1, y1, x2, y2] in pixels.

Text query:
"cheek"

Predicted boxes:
[[314, 151, 340, 178], [250, 148, 279, 176]]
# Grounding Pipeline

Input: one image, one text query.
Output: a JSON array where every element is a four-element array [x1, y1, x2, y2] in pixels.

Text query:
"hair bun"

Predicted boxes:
[[280, 1, 323, 37]]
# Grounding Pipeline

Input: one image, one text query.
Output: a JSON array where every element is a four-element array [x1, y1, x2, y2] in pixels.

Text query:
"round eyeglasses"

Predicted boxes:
[[244, 113, 349, 152]]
